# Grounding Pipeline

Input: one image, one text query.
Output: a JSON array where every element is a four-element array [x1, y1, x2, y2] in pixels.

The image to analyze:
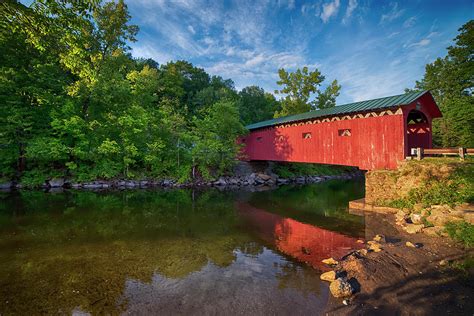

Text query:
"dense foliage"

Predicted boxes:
[[0, 0, 286, 184], [407, 20, 474, 148]]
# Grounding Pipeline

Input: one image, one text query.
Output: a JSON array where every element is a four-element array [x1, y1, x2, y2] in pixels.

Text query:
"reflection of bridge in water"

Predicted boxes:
[[236, 202, 364, 271]]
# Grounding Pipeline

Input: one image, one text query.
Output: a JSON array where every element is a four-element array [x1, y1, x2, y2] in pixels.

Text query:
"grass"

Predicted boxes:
[[445, 221, 474, 248], [386, 160, 474, 210]]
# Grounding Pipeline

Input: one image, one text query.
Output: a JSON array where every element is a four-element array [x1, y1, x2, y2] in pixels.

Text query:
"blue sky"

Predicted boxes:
[[130, 1, 471, 103]]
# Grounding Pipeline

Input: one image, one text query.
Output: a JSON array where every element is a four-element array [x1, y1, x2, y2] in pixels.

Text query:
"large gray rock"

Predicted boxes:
[[295, 176, 306, 184], [213, 177, 227, 186], [83, 183, 103, 189], [256, 173, 271, 181], [49, 178, 65, 188]]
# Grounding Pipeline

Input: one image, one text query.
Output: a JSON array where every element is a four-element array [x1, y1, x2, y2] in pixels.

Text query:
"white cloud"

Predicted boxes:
[[131, 44, 174, 65], [409, 38, 431, 47], [403, 16, 416, 28], [320, 0, 340, 23], [380, 2, 404, 24], [187, 25, 196, 34], [342, 0, 358, 24]]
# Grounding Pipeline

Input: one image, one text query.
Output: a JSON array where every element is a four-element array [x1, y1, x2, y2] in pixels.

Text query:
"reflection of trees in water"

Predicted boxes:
[[0, 189, 250, 315], [237, 241, 265, 257], [0, 182, 364, 315]]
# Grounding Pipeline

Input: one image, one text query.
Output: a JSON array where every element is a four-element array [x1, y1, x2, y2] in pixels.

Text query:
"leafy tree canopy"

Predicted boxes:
[[274, 67, 341, 118], [407, 20, 474, 147]]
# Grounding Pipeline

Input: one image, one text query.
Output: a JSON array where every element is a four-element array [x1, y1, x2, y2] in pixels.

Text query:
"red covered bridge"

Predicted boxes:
[[241, 91, 442, 170]]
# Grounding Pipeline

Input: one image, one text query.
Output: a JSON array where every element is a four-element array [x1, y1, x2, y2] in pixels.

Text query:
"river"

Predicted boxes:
[[0, 179, 365, 315]]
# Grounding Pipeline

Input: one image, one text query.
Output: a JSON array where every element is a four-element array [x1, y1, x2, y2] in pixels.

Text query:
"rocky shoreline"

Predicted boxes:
[[321, 211, 473, 314], [0, 170, 363, 191]]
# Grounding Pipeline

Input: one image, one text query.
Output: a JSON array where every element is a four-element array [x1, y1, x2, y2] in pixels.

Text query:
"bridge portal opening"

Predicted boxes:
[[407, 109, 431, 150]]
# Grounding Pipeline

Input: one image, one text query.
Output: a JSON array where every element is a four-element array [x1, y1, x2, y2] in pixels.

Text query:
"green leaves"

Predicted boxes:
[[274, 67, 341, 118], [409, 20, 474, 148]]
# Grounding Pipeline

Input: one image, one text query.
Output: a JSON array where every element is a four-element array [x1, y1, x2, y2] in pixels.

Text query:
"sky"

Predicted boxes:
[[128, 1, 472, 104]]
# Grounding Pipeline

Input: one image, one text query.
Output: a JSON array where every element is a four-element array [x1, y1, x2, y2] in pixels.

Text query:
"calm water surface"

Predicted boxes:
[[0, 180, 365, 315]]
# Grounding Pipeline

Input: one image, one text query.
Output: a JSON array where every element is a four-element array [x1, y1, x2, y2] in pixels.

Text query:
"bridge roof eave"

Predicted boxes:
[[246, 90, 436, 131]]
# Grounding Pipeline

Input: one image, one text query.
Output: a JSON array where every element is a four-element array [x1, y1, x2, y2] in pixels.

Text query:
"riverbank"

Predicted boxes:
[[0, 162, 363, 191], [322, 158, 474, 314], [324, 212, 473, 315]]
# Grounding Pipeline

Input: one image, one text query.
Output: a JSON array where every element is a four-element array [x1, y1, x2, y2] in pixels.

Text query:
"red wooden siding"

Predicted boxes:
[[241, 93, 441, 170]]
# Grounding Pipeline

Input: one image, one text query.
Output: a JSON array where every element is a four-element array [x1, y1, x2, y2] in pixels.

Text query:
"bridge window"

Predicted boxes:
[[256, 136, 263, 142], [302, 132, 312, 139], [338, 129, 351, 137]]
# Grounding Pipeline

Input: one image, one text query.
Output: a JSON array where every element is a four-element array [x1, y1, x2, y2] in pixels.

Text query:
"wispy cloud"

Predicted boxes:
[[127, 0, 472, 103], [380, 2, 404, 24], [321, 0, 341, 23], [342, 0, 358, 24], [409, 38, 431, 47], [403, 16, 416, 28]]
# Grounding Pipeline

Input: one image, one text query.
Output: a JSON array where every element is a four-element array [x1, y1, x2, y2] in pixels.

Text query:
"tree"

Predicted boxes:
[[238, 86, 281, 125], [192, 101, 246, 179], [274, 67, 341, 118], [407, 20, 474, 147]]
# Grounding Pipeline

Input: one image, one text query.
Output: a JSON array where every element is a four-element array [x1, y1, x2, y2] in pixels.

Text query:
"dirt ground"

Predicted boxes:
[[324, 213, 474, 315]]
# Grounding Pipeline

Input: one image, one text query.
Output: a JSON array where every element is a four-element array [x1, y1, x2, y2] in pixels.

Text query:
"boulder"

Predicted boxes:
[[125, 181, 137, 188], [395, 209, 408, 224], [83, 183, 102, 189], [410, 213, 423, 225], [295, 176, 306, 184], [368, 241, 383, 252], [320, 271, 336, 282], [373, 234, 384, 242], [162, 179, 174, 186], [276, 178, 290, 184], [49, 178, 65, 188], [228, 178, 239, 185], [404, 224, 424, 234], [256, 173, 271, 181], [213, 178, 227, 186], [322, 257, 338, 266], [329, 278, 353, 298]]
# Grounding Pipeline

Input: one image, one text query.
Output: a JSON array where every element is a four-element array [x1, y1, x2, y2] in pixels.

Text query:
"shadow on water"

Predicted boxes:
[[0, 179, 365, 315]]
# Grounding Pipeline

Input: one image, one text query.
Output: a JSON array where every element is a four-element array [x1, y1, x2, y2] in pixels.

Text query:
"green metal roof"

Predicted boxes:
[[246, 90, 429, 130]]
